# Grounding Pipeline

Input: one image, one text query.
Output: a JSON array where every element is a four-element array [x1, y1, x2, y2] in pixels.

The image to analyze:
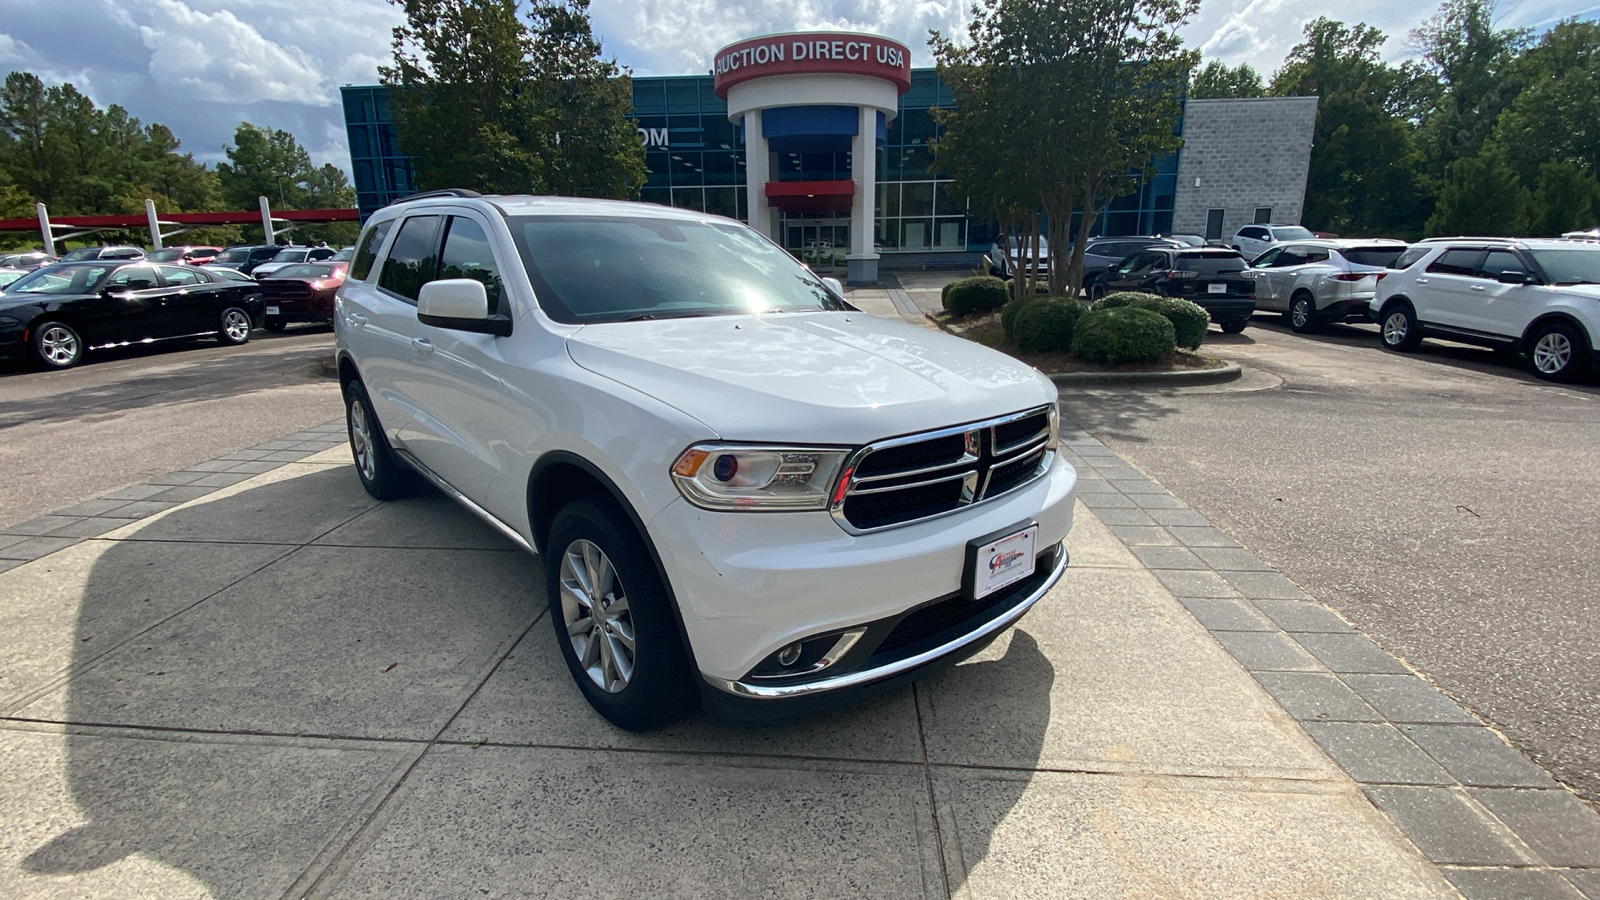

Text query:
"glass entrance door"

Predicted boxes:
[[781, 218, 849, 273]]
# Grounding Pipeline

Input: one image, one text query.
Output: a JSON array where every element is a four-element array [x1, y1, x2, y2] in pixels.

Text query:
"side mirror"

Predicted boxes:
[[1496, 270, 1534, 285], [417, 279, 511, 336], [822, 276, 845, 297]]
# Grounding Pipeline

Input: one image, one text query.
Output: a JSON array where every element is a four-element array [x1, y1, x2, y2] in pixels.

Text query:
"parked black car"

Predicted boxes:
[[57, 246, 145, 262], [1080, 236, 1185, 299], [1101, 246, 1257, 333], [0, 251, 56, 269], [0, 262, 263, 369], [204, 245, 284, 276]]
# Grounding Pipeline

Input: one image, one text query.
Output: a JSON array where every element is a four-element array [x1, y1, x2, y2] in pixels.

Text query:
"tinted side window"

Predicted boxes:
[[159, 265, 204, 286], [1303, 248, 1331, 263], [350, 219, 395, 281], [106, 266, 160, 289], [1274, 250, 1307, 267], [1251, 248, 1281, 268], [1479, 250, 1529, 278], [438, 217, 504, 314], [377, 215, 442, 303], [1427, 249, 1485, 276]]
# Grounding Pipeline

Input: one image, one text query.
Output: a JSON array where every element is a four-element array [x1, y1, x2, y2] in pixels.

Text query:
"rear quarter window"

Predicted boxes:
[[1342, 247, 1407, 268], [1391, 246, 1431, 270], [350, 219, 396, 281]]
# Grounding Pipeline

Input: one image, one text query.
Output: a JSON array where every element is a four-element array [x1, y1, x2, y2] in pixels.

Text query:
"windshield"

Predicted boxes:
[[331, 247, 355, 261], [1005, 236, 1050, 251], [1528, 248, 1600, 285], [212, 247, 253, 263], [1342, 247, 1407, 268], [271, 263, 343, 280], [271, 249, 307, 262], [0, 270, 23, 289], [59, 248, 102, 262], [1177, 251, 1246, 274], [6, 264, 118, 294], [1273, 227, 1315, 241], [508, 215, 849, 324], [147, 248, 185, 262]]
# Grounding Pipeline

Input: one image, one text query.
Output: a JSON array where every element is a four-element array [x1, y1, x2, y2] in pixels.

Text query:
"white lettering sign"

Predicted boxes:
[[637, 127, 669, 147]]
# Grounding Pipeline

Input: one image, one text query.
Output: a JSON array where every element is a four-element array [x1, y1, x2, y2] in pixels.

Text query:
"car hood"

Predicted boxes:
[[565, 311, 1056, 444], [1552, 283, 1600, 301]]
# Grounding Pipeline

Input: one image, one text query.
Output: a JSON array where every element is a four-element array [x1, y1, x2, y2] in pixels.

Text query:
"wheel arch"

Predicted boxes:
[[336, 351, 361, 394], [1522, 312, 1593, 353], [527, 450, 703, 674], [25, 310, 92, 346], [1378, 294, 1414, 317]]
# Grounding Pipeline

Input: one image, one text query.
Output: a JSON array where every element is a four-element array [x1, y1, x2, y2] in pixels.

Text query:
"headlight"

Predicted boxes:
[[671, 444, 850, 511]]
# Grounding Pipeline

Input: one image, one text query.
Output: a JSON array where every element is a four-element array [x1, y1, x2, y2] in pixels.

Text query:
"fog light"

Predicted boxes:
[[777, 642, 802, 666]]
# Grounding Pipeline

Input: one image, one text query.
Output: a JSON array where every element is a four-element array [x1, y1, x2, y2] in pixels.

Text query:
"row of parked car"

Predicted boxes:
[[0, 243, 353, 370], [989, 226, 1600, 381]]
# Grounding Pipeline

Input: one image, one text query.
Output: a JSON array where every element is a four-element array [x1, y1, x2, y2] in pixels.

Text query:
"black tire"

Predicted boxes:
[[1525, 320, 1590, 382], [263, 317, 287, 333], [344, 380, 417, 500], [217, 306, 252, 345], [1289, 292, 1320, 334], [1220, 318, 1249, 334], [1086, 278, 1107, 302], [546, 497, 697, 731], [1379, 301, 1422, 352], [32, 320, 85, 369]]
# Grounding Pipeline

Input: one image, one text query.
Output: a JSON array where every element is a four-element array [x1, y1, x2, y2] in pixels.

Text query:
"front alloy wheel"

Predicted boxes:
[[559, 539, 636, 693], [34, 322, 84, 369]]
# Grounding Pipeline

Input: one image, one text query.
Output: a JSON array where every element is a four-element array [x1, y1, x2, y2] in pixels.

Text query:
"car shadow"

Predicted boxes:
[[16, 463, 1054, 895]]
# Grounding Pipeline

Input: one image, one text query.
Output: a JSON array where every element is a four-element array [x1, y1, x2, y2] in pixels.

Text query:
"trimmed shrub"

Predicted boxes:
[[1000, 295, 1042, 342], [1073, 307, 1177, 364], [1093, 291, 1210, 350], [1013, 298, 1085, 354], [943, 276, 1010, 317]]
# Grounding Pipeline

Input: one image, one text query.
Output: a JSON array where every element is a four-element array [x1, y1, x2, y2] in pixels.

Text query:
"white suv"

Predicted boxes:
[[334, 191, 1078, 729], [1372, 238, 1600, 381], [1246, 239, 1408, 333], [1230, 224, 1316, 260]]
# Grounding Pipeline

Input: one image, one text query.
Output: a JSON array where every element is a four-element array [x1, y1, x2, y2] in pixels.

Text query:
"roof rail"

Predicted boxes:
[[1417, 235, 1522, 243], [393, 189, 483, 204]]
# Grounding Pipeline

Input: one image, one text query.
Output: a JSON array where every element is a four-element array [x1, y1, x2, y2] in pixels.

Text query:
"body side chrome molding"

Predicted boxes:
[[392, 448, 537, 555], [706, 545, 1067, 699]]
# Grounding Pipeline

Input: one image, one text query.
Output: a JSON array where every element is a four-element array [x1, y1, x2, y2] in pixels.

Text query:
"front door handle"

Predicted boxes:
[[1416, 278, 1429, 284], [412, 337, 434, 354], [1471, 285, 1486, 291], [349, 314, 368, 326]]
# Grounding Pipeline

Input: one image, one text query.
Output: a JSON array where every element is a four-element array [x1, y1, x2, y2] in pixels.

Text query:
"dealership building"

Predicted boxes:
[[342, 31, 1316, 281]]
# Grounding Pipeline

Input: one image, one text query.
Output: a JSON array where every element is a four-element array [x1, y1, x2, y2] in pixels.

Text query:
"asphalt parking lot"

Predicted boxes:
[[1057, 312, 1600, 808]]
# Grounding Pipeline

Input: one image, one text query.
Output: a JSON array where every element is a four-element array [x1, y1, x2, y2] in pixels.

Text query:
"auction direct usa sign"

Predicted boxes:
[[712, 32, 912, 98]]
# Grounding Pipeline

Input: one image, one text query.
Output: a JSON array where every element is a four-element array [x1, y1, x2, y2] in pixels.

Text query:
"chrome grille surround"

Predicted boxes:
[[831, 405, 1054, 534]]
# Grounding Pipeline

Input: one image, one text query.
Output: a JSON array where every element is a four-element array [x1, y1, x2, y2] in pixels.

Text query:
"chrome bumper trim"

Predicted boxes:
[[706, 545, 1067, 699]]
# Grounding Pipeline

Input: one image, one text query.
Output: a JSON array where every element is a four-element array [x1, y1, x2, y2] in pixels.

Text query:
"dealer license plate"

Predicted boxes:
[[265, 305, 280, 315], [1207, 283, 1226, 294], [970, 525, 1038, 600]]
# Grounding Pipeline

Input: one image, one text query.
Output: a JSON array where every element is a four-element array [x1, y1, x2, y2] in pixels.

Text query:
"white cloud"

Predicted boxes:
[[132, 0, 330, 104], [0, 31, 40, 66]]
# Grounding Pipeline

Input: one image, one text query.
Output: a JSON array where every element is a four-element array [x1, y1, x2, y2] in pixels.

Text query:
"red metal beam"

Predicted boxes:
[[0, 208, 359, 233]]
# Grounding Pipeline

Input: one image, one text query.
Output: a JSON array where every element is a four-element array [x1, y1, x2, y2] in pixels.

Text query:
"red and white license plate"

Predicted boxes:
[[971, 525, 1038, 599]]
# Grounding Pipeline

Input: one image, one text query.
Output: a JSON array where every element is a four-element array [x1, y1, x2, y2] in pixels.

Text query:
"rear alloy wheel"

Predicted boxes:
[[1087, 278, 1107, 302], [32, 321, 84, 369], [1380, 303, 1422, 352], [344, 380, 417, 500], [217, 307, 252, 345], [1526, 321, 1589, 382], [1289, 292, 1320, 334], [547, 497, 697, 731]]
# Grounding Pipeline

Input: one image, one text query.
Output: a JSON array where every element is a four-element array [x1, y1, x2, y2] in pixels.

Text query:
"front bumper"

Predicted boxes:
[[648, 452, 1078, 695]]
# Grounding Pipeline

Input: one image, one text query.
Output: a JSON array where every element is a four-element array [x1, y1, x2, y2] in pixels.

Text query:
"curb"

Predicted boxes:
[[925, 312, 1242, 387]]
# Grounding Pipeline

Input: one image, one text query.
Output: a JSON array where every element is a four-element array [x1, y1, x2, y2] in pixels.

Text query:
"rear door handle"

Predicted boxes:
[[412, 337, 434, 354], [1471, 285, 1485, 291], [1416, 278, 1429, 284]]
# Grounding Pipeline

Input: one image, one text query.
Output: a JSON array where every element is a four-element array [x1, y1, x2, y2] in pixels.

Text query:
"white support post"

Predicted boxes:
[[846, 106, 879, 285], [744, 110, 772, 240], [259, 196, 276, 245], [36, 203, 56, 256], [145, 199, 163, 250]]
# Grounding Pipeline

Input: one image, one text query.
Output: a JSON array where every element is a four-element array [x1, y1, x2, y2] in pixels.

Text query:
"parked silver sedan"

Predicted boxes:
[[1247, 239, 1409, 333]]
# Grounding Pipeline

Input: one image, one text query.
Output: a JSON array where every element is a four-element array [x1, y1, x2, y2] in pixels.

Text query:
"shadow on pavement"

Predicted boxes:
[[16, 461, 1052, 896]]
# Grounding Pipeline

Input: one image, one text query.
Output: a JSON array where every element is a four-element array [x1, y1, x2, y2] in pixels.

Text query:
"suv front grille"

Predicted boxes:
[[834, 407, 1052, 532]]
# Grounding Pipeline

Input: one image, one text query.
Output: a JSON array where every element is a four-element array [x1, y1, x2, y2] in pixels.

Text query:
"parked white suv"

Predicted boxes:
[[334, 191, 1078, 729], [1372, 238, 1600, 380], [1230, 224, 1316, 260], [1246, 239, 1408, 333]]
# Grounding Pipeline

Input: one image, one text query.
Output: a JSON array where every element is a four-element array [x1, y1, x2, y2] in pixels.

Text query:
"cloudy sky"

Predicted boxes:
[[1, 0, 1594, 179]]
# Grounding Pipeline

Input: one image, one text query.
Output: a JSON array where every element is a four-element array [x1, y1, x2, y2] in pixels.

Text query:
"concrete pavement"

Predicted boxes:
[[11, 418, 1592, 897]]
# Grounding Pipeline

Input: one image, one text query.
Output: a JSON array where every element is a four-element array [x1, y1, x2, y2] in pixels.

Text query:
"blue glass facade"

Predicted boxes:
[[341, 71, 1181, 251]]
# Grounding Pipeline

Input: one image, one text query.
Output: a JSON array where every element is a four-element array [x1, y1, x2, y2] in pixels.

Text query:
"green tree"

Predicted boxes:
[[217, 123, 314, 210], [1491, 19, 1600, 185], [1190, 60, 1265, 98], [382, 0, 643, 198], [1272, 18, 1429, 236], [1411, 0, 1531, 178], [1424, 143, 1530, 235], [1529, 161, 1599, 235]]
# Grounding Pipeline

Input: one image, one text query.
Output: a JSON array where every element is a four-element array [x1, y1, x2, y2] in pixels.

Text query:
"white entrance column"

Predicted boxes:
[[744, 110, 773, 240], [847, 105, 878, 285]]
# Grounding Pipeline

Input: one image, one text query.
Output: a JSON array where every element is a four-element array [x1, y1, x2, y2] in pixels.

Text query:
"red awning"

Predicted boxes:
[[764, 180, 854, 213]]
